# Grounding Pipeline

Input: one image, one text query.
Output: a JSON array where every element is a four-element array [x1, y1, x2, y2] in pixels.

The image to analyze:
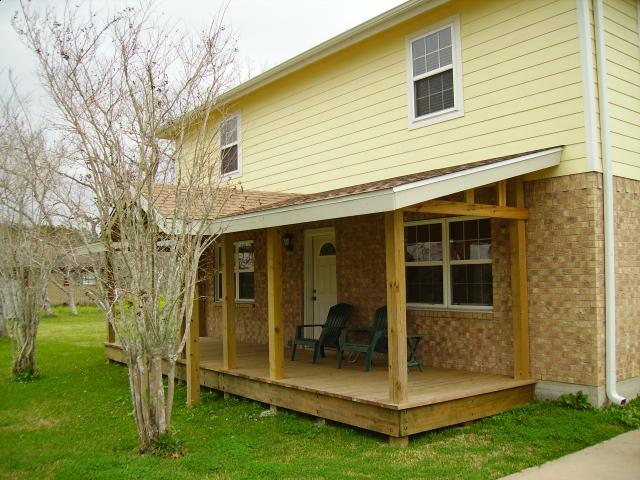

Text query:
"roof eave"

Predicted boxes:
[[206, 147, 563, 234]]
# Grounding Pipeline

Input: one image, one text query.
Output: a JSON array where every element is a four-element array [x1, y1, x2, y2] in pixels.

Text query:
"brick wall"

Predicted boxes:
[[615, 176, 640, 381], [526, 172, 604, 386]]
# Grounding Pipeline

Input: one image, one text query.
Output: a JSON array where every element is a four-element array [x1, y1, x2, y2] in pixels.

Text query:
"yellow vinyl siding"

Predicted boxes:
[[604, 0, 640, 179], [183, 0, 594, 193]]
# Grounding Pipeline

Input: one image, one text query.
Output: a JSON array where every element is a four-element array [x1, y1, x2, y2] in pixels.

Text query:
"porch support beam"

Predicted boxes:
[[403, 200, 528, 220], [186, 281, 201, 406], [510, 180, 530, 379], [222, 235, 237, 370], [497, 180, 508, 206], [384, 210, 408, 404], [267, 228, 285, 380]]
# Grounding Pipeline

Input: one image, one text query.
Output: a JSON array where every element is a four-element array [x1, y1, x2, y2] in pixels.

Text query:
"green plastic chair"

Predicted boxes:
[[337, 306, 388, 371], [291, 303, 352, 364]]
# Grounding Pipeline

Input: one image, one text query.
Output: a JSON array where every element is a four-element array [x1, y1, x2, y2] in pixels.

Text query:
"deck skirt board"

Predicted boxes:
[[105, 339, 535, 437]]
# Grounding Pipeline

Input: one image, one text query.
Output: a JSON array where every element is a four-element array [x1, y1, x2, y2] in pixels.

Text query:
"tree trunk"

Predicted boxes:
[[66, 285, 78, 315], [43, 292, 53, 317], [127, 352, 171, 451]]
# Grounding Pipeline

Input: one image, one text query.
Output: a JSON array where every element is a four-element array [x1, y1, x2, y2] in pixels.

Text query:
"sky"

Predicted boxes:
[[0, 0, 407, 106]]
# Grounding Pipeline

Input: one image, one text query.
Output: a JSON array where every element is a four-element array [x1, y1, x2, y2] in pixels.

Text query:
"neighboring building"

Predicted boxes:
[[106, 0, 640, 444]]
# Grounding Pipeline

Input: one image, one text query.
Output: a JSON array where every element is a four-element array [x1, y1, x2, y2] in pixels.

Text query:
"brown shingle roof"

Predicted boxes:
[[151, 184, 300, 220], [230, 148, 554, 218], [151, 147, 557, 221]]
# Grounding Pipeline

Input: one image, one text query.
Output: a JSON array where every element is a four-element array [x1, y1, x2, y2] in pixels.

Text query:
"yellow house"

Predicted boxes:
[[105, 0, 640, 445]]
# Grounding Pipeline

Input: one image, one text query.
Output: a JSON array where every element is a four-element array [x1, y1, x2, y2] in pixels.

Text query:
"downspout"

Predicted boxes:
[[593, 0, 626, 405]]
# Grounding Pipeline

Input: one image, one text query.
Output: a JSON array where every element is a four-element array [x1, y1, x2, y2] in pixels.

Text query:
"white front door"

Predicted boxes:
[[306, 230, 337, 339]]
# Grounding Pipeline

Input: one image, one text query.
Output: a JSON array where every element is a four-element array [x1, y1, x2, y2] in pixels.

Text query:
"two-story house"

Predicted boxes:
[[105, 0, 640, 445]]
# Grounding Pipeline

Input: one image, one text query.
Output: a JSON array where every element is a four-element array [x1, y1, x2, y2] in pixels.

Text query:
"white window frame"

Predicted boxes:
[[406, 15, 464, 130], [214, 244, 223, 302], [220, 111, 242, 179], [405, 216, 492, 312], [234, 240, 254, 302]]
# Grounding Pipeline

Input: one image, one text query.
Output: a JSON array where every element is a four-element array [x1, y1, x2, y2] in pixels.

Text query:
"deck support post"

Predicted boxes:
[[384, 211, 409, 404], [186, 281, 201, 407], [222, 235, 237, 370], [267, 228, 285, 380], [388, 436, 409, 447], [510, 179, 530, 379]]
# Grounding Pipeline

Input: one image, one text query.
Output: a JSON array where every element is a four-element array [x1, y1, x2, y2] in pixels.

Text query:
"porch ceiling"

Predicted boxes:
[[202, 146, 561, 234]]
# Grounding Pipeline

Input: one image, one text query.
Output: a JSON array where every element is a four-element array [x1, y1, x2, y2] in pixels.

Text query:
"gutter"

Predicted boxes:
[[593, 0, 625, 405]]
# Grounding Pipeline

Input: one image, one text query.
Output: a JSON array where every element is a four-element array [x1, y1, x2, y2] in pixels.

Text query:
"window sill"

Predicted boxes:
[[407, 304, 493, 314], [408, 107, 464, 130], [221, 170, 242, 180]]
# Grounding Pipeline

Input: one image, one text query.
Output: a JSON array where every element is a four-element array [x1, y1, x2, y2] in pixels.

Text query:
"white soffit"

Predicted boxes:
[[204, 147, 562, 234]]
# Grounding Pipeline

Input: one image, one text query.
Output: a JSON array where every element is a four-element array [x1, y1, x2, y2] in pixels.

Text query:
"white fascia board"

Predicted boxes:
[[392, 147, 563, 208], [205, 147, 562, 234], [207, 188, 397, 234]]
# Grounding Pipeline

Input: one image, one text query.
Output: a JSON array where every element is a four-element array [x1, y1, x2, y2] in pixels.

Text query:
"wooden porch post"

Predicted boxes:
[[222, 235, 237, 370], [384, 211, 408, 404], [510, 180, 530, 379], [267, 228, 284, 380], [186, 281, 201, 406]]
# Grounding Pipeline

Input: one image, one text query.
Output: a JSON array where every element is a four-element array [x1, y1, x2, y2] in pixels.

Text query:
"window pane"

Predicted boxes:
[[439, 27, 452, 47], [412, 37, 426, 58], [216, 272, 223, 300], [425, 31, 438, 54], [405, 223, 442, 262], [426, 52, 439, 71], [238, 272, 255, 300], [415, 69, 454, 117], [413, 56, 427, 77], [221, 145, 238, 174], [237, 243, 254, 270], [221, 117, 237, 145], [439, 45, 452, 67], [406, 266, 443, 304], [450, 264, 493, 306], [450, 219, 492, 260]]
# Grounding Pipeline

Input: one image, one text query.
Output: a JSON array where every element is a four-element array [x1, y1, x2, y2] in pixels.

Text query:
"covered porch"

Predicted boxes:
[[105, 147, 561, 445]]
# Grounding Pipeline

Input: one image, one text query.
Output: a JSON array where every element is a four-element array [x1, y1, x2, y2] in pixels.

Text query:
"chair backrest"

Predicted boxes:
[[372, 306, 388, 354], [324, 303, 351, 329], [372, 306, 387, 333], [319, 303, 351, 347]]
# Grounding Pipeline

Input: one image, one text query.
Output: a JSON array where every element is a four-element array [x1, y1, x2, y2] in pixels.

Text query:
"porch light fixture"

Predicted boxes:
[[282, 232, 294, 251]]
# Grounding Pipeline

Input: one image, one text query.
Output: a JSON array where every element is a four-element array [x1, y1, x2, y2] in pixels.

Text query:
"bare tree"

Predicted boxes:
[[0, 91, 61, 377], [14, 1, 237, 451]]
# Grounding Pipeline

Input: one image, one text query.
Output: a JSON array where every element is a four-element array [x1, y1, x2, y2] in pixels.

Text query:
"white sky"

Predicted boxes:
[[0, 0, 407, 105]]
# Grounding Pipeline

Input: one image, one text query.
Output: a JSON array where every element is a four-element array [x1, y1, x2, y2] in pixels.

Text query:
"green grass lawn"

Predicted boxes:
[[0, 306, 637, 480]]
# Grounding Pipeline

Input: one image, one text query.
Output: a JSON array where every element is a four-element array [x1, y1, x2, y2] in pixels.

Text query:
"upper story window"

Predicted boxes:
[[407, 16, 464, 129], [220, 114, 241, 177], [405, 217, 492, 310]]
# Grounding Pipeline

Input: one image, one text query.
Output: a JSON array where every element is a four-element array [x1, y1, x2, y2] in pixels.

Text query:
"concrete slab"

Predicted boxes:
[[501, 429, 640, 480]]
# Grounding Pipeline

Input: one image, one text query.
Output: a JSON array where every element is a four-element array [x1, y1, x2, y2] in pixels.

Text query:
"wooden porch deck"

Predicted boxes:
[[105, 338, 535, 440]]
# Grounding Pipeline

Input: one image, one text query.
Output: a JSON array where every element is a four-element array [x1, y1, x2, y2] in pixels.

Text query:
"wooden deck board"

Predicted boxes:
[[105, 339, 535, 438], [197, 338, 535, 409]]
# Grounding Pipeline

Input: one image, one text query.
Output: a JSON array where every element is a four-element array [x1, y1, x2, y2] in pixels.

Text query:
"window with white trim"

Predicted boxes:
[[220, 115, 240, 176], [235, 241, 254, 301], [214, 244, 223, 302], [407, 17, 463, 127], [405, 218, 492, 309]]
